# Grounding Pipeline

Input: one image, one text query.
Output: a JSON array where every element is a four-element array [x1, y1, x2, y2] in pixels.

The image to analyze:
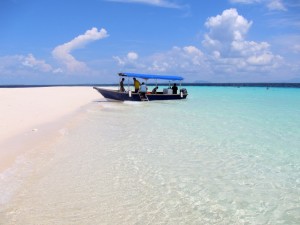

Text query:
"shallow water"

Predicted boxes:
[[1, 86, 300, 224]]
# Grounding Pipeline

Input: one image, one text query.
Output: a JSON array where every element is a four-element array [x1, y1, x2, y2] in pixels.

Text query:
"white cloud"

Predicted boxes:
[[267, 0, 287, 10], [212, 51, 221, 59], [203, 8, 256, 59], [113, 56, 126, 66], [22, 54, 53, 72], [229, 0, 261, 4], [52, 27, 108, 73], [0, 28, 109, 78], [203, 8, 252, 48], [111, 8, 289, 81], [144, 46, 212, 80], [204, 9, 271, 55], [247, 52, 282, 65], [127, 52, 139, 60], [231, 40, 270, 56], [201, 8, 284, 75], [183, 46, 203, 55], [113, 51, 140, 67], [230, 0, 287, 11], [113, 46, 208, 76], [106, 0, 183, 9], [0, 54, 57, 77], [53, 68, 63, 74]]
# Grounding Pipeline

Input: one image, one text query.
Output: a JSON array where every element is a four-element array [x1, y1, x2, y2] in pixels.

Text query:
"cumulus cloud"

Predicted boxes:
[[0, 54, 56, 77], [183, 46, 203, 55], [127, 52, 139, 60], [106, 0, 183, 9], [22, 54, 53, 72], [203, 8, 252, 54], [148, 46, 206, 73], [230, 40, 270, 56], [113, 51, 139, 66], [202, 8, 283, 71], [52, 27, 108, 73], [112, 8, 286, 81], [113, 46, 208, 77], [247, 52, 282, 65]]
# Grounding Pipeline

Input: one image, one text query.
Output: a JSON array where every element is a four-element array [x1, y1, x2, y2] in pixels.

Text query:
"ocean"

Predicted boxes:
[[1, 86, 300, 224]]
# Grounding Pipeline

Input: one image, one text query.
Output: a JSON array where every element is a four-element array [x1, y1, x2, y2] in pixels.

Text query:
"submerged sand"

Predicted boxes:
[[0, 86, 102, 172]]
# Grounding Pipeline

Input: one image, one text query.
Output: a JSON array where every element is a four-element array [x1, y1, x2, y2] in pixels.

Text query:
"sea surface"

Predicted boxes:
[[1, 86, 300, 224]]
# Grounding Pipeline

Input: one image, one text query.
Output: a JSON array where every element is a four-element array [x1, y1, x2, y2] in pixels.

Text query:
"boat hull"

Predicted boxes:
[[93, 87, 187, 101]]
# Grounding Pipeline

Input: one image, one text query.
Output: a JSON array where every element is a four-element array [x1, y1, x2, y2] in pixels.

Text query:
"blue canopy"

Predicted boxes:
[[119, 72, 184, 81]]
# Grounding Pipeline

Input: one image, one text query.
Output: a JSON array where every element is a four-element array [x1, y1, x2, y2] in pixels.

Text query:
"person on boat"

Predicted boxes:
[[133, 78, 140, 93], [139, 82, 147, 98], [172, 83, 178, 94], [120, 78, 125, 92], [152, 86, 158, 94]]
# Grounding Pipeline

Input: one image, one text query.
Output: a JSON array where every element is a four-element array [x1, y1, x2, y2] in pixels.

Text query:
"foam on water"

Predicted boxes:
[[1, 86, 300, 224]]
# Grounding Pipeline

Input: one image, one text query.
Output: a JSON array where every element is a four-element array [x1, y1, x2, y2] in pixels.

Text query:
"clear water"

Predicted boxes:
[[1, 86, 300, 224]]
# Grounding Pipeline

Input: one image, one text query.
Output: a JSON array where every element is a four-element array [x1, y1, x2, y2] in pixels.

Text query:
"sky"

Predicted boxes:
[[1, 0, 300, 84]]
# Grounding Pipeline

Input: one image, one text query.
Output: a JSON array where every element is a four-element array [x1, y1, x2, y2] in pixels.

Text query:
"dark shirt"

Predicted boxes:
[[172, 85, 178, 94], [120, 80, 125, 92]]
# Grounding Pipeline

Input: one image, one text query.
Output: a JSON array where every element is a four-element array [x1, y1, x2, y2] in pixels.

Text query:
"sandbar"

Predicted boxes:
[[0, 86, 102, 172]]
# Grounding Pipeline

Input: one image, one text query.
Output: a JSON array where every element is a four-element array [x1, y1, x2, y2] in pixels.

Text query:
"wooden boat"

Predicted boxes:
[[93, 72, 188, 101]]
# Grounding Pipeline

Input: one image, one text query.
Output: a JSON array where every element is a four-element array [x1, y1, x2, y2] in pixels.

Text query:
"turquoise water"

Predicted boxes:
[[1, 86, 300, 224]]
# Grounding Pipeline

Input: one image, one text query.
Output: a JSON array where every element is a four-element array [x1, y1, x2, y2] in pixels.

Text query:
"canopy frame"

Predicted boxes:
[[118, 72, 184, 81]]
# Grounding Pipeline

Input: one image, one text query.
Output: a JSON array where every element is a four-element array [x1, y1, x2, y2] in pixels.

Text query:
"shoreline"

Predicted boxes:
[[0, 87, 102, 173], [1, 82, 300, 88]]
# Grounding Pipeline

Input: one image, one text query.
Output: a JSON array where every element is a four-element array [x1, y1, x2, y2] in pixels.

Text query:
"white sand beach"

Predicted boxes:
[[0, 86, 102, 172]]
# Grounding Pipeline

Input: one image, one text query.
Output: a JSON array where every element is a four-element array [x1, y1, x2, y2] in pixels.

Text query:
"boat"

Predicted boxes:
[[93, 72, 188, 101]]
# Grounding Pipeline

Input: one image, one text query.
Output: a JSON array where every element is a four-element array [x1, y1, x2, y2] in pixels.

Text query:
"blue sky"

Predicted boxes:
[[1, 0, 300, 84]]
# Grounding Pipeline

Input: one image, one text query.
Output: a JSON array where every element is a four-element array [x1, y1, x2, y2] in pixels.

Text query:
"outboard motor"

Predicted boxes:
[[180, 88, 188, 95], [180, 88, 187, 98]]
